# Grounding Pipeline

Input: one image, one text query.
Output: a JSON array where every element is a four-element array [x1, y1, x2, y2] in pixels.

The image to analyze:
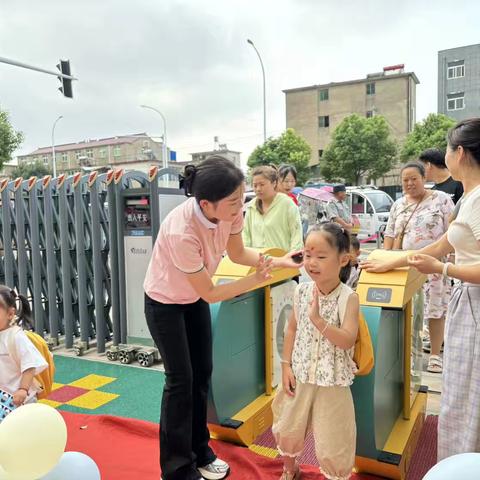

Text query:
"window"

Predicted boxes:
[[318, 115, 330, 128], [98, 149, 106, 159], [447, 92, 465, 111], [319, 89, 329, 101], [366, 82, 375, 95], [318, 149, 324, 160], [364, 191, 394, 213], [113, 146, 122, 157], [351, 194, 365, 214], [75, 150, 81, 161], [86, 149, 93, 158], [43, 155, 49, 165], [447, 61, 465, 79], [61, 152, 68, 163], [143, 140, 150, 148], [366, 110, 374, 118]]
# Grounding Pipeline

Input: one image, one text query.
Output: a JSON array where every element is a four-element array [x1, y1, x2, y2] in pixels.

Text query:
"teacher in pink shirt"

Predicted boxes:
[[144, 156, 301, 480]]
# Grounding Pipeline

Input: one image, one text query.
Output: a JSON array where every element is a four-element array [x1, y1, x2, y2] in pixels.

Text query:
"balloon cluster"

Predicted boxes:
[[0, 404, 100, 480]]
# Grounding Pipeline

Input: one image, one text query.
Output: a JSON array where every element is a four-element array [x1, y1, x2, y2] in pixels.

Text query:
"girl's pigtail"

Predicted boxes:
[[339, 228, 352, 283], [340, 264, 352, 284], [16, 293, 33, 330]]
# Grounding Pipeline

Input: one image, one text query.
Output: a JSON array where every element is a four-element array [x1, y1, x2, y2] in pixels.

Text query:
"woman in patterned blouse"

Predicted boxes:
[[272, 222, 359, 480], [384, 162, 454, 373]]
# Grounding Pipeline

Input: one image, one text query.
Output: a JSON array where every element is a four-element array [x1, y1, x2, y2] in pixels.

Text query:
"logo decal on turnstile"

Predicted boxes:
[[130, 247, 147, 254], [366, 287, 392, 303]]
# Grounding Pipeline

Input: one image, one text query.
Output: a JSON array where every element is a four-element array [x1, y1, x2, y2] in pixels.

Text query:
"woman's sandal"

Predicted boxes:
[[427, 354, 443, 373], [280, 466, 301, 480]]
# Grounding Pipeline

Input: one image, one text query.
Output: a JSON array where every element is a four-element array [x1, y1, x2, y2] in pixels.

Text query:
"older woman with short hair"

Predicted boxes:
[[383, 161, 454, 373]]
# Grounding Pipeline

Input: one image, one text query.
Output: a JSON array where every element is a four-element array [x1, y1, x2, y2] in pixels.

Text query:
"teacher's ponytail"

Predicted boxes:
[[180, 156, 244, 203]]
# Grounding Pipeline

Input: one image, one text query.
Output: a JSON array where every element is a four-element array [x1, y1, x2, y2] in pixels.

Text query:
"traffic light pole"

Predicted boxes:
[[0, 56, 77, 81]]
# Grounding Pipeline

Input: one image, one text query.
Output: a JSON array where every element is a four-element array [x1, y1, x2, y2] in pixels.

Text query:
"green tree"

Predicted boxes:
[[11, 160, 52, 179], [247, 128, 311, 185], [400, 113, 456, 161], [321, 114, 397, 184], [0, 109, 24, 170]]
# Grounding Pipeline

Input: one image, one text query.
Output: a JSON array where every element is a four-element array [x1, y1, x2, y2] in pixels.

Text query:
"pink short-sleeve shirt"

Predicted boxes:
[[144, 197, 243, 304]]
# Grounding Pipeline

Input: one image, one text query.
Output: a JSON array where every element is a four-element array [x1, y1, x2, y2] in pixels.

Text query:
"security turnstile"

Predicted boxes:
[[353, 249, 427, 479]]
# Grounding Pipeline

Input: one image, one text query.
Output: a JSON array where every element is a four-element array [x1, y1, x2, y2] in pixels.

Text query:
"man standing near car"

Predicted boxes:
[[327, 184, 354, 231]]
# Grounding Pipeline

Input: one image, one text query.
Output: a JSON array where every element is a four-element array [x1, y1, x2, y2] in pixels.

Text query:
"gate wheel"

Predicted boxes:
[[118, 350, 133, 364], [137, 352, 154, 367], [106, 350, 118, 361]]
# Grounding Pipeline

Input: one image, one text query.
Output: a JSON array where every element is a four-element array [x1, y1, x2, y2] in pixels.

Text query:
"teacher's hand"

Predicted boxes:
[[254, 254, 273, 282], [359, 259, 392, 273], [407, 254, 443, 275], [273, 249, 304, 269]]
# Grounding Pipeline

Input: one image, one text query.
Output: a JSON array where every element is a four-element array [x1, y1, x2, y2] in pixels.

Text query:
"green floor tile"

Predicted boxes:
[[52, 355, 165, 423]]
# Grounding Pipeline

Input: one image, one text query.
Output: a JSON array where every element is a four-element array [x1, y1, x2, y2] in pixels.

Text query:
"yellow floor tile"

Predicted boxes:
[[66, 390, 119, 409], [40, 399, 63, 408], [248, 444, 279, 459], [69, 374, 117, 390]]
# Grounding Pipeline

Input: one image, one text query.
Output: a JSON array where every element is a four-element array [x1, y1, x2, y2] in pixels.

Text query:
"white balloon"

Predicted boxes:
[[39, 452, 100, 480], [0, 404, 67, 479], [424, 453, 480, 480]]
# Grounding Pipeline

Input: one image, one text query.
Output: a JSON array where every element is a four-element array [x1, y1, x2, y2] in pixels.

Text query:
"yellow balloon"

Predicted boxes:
[[0, 465, 30, 480], [0, 404, 67, 479]]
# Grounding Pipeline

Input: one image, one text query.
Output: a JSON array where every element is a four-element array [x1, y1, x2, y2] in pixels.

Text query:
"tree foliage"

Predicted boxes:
[[11, 160, 52, 180], [400, 113, 456, 162], [247, 128, 311, 185], [0, 109, 24, 171], [321, 114, 397, 184]]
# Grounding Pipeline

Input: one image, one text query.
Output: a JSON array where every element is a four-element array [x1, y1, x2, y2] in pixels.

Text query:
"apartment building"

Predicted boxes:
[[438, 43, 480, 121], [17, 133, 169, 175], [284, 65, 419, 185]]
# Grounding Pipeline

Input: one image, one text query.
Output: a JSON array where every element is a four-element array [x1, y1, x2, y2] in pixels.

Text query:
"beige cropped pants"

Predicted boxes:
[[272, 382, 356, 480]]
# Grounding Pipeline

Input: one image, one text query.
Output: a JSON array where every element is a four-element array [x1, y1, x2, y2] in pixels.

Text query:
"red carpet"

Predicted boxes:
[[61, 412, 382, 480], [252, 417, 438, 480], [406, 415, 438, 480]]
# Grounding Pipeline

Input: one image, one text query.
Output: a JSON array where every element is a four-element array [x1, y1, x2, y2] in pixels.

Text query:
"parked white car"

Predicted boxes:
[[346, 186, 394, 240]]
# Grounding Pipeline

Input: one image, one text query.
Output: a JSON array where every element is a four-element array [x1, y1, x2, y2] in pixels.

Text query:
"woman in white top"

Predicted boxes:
[[362, 117, 480, 461]]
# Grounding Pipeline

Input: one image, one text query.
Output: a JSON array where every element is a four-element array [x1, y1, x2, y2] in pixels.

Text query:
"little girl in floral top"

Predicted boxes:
[[272, 222, 360, 480]]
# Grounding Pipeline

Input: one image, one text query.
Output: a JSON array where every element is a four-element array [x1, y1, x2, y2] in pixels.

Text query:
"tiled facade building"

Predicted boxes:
[[16, 133, 168, 175], [284, 65, 419, 185], [438, 43, 480, 121]]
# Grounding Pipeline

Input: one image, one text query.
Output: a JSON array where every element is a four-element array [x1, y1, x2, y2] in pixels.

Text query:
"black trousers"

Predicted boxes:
[[145, 294, 216, 480]]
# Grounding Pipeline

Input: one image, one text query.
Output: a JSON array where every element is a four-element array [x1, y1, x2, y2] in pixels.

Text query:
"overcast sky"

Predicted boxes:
[[1, 0, 479, 167]]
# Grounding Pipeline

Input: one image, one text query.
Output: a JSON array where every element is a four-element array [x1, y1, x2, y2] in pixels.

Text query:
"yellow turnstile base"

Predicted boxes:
[[355, 391, 427, 479], [209, 391, 276, 447]]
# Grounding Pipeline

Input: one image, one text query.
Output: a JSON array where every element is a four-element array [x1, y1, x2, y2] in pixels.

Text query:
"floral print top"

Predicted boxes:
[[291, 282, 357, 387], [384, 190, 454, 250]]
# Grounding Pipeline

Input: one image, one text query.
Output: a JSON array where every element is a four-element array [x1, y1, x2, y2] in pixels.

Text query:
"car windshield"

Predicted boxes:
[[364, 191, 393, 213]]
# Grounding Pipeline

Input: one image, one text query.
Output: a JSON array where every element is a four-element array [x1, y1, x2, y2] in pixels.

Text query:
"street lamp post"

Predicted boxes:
[[247, 38, 266, 143], [51, 115, 63, 178], [140, 105, 168, 169]]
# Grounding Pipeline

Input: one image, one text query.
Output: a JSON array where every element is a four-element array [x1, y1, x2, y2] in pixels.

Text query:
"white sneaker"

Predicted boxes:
[[198, 458, 230, 480]]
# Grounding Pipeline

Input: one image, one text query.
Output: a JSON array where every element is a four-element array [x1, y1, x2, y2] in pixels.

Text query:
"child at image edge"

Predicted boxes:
[[273, 222, 360, 480], [0, 285, 48, 408]]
